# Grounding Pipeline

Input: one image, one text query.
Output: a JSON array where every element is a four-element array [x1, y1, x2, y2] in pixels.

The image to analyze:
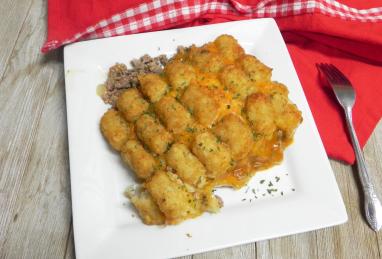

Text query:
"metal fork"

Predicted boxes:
[[316, 63, 382, 231]]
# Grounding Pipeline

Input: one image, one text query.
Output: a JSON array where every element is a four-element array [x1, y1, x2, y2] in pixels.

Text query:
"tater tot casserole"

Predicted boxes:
[[100, 35, 302, 225]]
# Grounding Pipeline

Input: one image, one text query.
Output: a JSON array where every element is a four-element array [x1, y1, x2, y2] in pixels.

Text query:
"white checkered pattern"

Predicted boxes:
[[42, 0, 382, 52]]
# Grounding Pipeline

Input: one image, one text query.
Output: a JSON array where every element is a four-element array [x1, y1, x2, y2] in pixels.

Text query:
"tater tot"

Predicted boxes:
[[138, 73, 168, 102], [270, 92, 302, 137], [214, 34, 244, 63], [135, 114, 173, 154], [154, 96, 193, 134], [239, 54, 272, 84], [121, 140, 157, 179], [165, 61, 196, 91], [116, 88, 149, 122], [145, 171, 201, 224], [246, 93, 277, 137], [189, 45, 225, 73], [275, 103, 302, 138], [259, 81, 289, 96], [166, 143, 207, 187], [100, 108, 136, 151], [127, 189, 165, 225], [192, 132, 232, 178], [213, 114, 254, 160], [181, 83, 220, 127], [220, 65, 256, 100]]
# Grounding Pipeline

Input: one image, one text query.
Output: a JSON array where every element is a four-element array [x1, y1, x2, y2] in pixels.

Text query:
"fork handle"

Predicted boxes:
[[344, 107, 382, 231]]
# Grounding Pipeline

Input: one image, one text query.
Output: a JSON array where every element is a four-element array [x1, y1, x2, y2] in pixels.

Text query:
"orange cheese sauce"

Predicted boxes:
[[165, 40, 299, 190]]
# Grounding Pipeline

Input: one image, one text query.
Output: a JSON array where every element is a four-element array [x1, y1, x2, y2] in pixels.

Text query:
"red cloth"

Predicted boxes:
[[44, 0, 382, 164]]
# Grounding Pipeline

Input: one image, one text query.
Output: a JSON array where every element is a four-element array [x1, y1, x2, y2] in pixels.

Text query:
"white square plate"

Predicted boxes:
[[64, 18, 347, 259]]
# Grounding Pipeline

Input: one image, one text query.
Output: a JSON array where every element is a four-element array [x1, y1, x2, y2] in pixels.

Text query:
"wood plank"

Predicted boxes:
[[314, 161, 354, 259], [1, 63, 70, 258], [315, 121, 382, 259], [193, 243, 256, 259], [65, 223, 75, 259], [0, 0, 71, 257], [0, 0, 32, 79], [257, 232, 318, 259], [367, 121, 382, 257]]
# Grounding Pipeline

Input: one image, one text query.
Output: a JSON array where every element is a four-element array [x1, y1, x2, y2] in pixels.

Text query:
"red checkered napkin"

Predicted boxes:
[[42, 0, 382, 52], [43, 0, 382, 164]]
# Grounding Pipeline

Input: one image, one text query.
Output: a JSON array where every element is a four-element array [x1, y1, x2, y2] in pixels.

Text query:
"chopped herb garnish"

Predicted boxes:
[[260, 180, 265, 184], [275, 176, 280, 182], [216, 136, 222, 144], [292, 188, 295, 191], [198, 143, 203, 147], [252, 132, 263, 140], [252, 189, 256, 194], [241, 198, 246, 202], [226, 104, 231, 109], [186, 126, 196, 133], [267, 188, 278, 194], [233, 93, 241, 99], [281, 192, 284, 196], [268, 181, 273, 187]]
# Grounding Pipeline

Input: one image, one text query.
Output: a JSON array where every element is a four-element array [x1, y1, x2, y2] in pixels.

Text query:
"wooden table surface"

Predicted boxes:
[[1, 1, 382, 258]]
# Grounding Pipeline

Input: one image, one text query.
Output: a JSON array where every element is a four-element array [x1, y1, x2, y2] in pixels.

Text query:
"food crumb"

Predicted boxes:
[[267, 188, 278, 194], [186, 233, 192, 238]]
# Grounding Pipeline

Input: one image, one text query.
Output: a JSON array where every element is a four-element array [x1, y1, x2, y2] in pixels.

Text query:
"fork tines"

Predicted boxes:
[[316, 63, 351, 85]]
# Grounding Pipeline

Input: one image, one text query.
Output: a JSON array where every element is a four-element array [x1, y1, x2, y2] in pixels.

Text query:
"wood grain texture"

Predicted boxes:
[[65, 222, 75, 259], [367, 121, 382, 257], [0, 0, 32, 79], [0, 0, 72, 257], [194, 243, 256, 259], [0, 0, 381, 257]]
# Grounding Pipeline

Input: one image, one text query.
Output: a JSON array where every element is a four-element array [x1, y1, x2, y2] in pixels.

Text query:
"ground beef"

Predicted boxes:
[[101, 54, 168, 106]]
